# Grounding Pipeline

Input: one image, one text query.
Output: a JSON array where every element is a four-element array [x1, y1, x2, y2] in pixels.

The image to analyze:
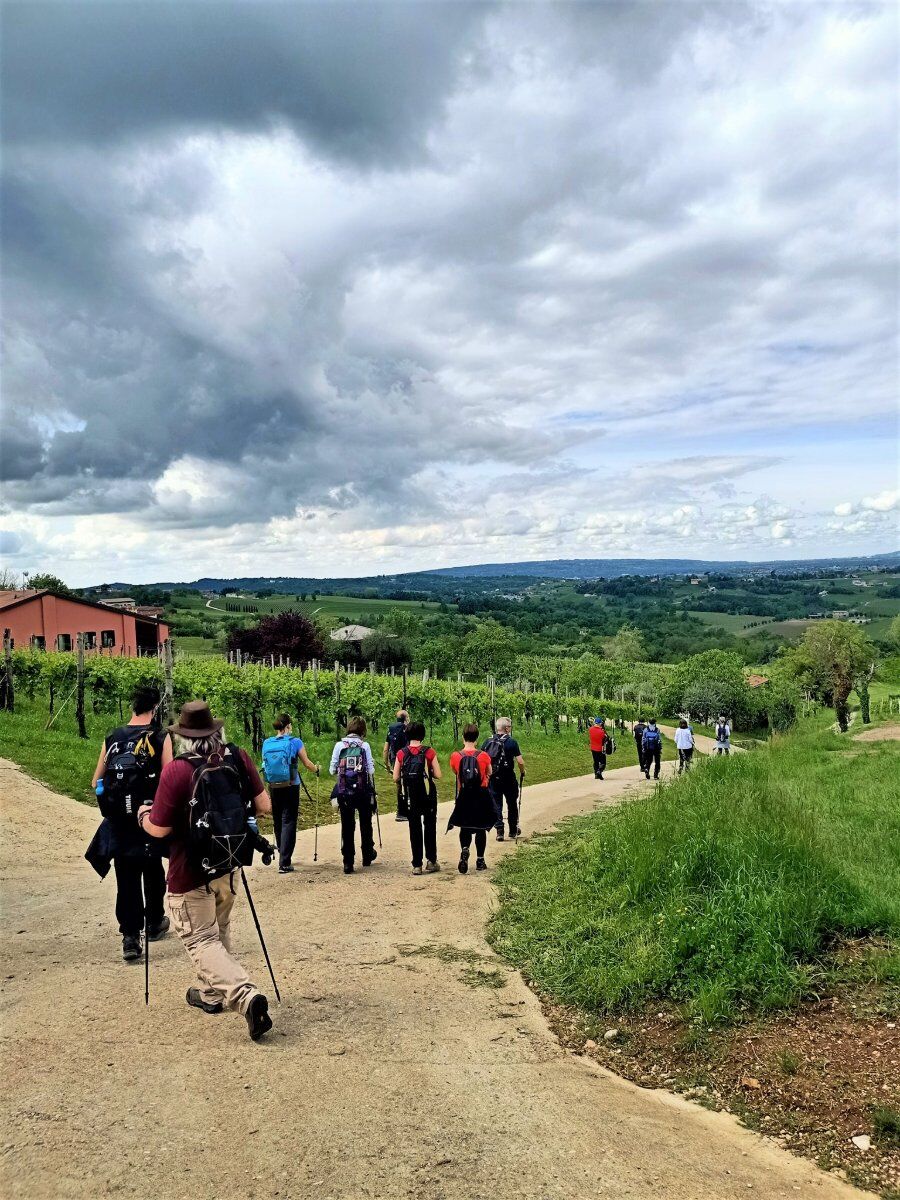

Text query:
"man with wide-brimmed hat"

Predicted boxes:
[[138, 700, 275, 1041]]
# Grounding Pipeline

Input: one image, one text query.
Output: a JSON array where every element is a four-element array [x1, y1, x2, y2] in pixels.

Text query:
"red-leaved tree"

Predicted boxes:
[[227, 611, 325, 664]]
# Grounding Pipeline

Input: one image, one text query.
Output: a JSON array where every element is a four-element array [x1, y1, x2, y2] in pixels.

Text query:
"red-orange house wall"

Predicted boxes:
[[2, 594, 169, 656]]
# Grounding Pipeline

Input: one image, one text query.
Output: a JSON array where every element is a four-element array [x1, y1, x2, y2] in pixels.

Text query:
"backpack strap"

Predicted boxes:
[[226, 743, 252, 805]]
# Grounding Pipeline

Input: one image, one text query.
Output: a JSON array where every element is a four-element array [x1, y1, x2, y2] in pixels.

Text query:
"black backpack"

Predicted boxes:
[[101, 725, 162, 826], [483, 734, 511, 778], [457, 751, 482, 791], [386, 722, 409, 766], [400, 745, 434, 805], [182, 744, 253, 881]]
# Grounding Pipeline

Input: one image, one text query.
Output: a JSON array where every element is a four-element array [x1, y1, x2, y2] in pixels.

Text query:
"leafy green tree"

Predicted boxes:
[[360, 630, 412, 671], [27, 573, 75, 596], [792, 620, 876, 731], [381, 607, 422, 640], [415, 635, 462, 676], [463, 621, 518, 679], [606, 623, 647, 662], [662, 650, 753, 726]]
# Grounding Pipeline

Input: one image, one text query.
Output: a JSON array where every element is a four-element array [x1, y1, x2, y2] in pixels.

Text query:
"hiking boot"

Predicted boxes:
[[458, 849, 470, 875], [644, 771, 650, 779], [496, 828, 505, 842], [186, 988, 223, 1014], [395, 814, 408, 823], [122, 935, 142, 961], [278, 864, 295, 874], [246, 994, 272, 1041], [362, 850, 377, 866], [425, 861, 440, 873], [476, 857, 487, 871], [509, 827, 520, 839], [343, 864, 354, 874], [412, 866, 423, 876], [146, 916, 170, 941]]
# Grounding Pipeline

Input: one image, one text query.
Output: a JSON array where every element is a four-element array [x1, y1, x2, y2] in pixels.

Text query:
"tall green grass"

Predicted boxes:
[[490, 718, 900, 1023]]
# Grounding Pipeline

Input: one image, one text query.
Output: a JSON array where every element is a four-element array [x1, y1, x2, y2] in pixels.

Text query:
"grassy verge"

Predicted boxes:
[[0, 698, 673, 830], [489, 713, 900, 1025]]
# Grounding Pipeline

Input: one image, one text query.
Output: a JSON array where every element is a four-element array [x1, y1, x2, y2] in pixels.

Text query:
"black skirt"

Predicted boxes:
[[447, 785, 496, 833]]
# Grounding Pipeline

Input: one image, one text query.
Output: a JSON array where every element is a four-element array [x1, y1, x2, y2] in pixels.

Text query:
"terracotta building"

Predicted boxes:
[[0, 590, 169, 656]]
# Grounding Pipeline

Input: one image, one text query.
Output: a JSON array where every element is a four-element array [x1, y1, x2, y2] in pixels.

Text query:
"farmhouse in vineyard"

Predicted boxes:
[[0, 589, 170, 656]]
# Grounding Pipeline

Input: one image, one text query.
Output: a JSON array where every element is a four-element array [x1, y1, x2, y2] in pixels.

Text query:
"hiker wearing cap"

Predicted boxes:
[[674, 719, 695, 773], [632, 717, 648, 774], [330, 716, 377, 874], [137, 701, 274, 1042], [88, 685, 173, 963], [384, 709, 410, 822], [261, 713, 319, 875], [589, 717, 612, 780], [448, 724, 495, 874], [393, 721, 443, 875], [641, 718, 663, 779]]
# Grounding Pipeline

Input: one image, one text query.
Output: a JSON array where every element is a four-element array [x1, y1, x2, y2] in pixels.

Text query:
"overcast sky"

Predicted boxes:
[[1, 1, 897, 586]]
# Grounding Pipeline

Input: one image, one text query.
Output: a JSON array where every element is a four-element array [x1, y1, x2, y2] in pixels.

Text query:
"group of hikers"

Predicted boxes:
[[85, 690, 527, 1041], [86, 686, 732, 1043]]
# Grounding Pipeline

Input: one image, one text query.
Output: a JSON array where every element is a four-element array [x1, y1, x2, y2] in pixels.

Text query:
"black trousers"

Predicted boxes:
[[591, 750, 607, 778], [634, 736, 645, 770], [407, 797, 438, 867], [459, 829, 487, 856], [678, 748, 694, 773], [339, 795, 375, 867], [271, 784, 300, 868], [395, 777, 409, 819], [644, 746, 661, 778], [491, 775, 519, 833], [114, 852, 166, 937]]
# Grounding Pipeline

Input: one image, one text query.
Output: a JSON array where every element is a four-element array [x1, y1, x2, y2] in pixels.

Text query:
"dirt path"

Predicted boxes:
[[0, 739, 862, 1200]]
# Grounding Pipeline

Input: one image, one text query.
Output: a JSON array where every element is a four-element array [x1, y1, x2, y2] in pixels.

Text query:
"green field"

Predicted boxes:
[[489, 709, 900, 1025], [687, 611, 772, 633], [178, 591, 447, 622]]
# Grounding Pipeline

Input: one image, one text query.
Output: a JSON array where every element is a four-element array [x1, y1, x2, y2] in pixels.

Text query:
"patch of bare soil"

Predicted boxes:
[[853, 724, 900, 743], [544, 961, 900, 1198]]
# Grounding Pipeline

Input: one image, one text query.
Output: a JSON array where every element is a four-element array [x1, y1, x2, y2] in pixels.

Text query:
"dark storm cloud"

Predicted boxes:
[[2, 1, 488, 162]]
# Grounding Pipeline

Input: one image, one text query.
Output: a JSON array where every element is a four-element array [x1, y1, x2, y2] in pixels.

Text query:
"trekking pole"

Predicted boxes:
[[373, 787, 382, 850], [239, 867, 282, 1003], [516, 771, 525, 842], [299, 775, 320, 862], [144, 904, 150, 1006]]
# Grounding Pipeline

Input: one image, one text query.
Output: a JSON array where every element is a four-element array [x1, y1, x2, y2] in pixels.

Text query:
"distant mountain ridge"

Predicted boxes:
[[88, 551, 899, 593]]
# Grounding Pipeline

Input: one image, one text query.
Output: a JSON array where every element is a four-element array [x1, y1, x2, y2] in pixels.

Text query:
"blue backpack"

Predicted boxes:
[[261, 736, 294, 787], [643, 727, 661, 749]]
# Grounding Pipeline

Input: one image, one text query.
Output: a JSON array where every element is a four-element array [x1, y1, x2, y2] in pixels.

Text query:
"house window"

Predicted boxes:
[[84, 632, 97, 649], [31, 636, 46, 650], [57, 633, 72, 651], [101, 630, 116, 648]]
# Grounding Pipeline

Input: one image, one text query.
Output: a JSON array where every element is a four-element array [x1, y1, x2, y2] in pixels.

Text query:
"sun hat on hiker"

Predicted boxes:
[[169, 700, 224, 738]]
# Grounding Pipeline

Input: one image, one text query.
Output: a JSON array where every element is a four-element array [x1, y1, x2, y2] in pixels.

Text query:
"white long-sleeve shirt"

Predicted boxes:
[[674, 728, 694, 750], [329, 736, 375, 777]]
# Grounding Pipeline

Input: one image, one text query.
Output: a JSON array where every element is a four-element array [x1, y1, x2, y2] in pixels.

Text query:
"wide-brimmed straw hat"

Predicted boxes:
[[169, 700, 224, 738]]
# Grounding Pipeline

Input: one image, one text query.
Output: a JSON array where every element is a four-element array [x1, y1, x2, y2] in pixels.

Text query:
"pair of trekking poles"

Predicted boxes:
[[298, 767, 382, 858]]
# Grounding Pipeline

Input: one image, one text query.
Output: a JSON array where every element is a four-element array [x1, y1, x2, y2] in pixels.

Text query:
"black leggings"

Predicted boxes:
[[271, 784, 300, 868], [459, 829, 487, 856]]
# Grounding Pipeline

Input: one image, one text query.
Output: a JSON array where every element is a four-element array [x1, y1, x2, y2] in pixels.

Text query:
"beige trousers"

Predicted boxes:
[[167, 876, 259, 1015]]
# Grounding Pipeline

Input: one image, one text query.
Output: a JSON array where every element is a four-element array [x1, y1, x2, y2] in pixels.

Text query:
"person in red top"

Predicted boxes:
[[447, 724, 496, 874], [137, 700, 275, 1042], [589, 717, 611, 780], [393, 721, 443, 876]]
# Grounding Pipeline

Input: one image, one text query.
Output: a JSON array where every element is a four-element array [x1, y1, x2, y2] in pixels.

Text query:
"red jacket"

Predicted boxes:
[[589, 725, 609, 752]]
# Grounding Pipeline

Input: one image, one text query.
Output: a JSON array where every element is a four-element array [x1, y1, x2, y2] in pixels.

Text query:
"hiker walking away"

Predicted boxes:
[[261, 714, 319, 874], [88, 686, 173, 963], [641, 719, 663, 780], [330, 716, 377, 875], [448, 724, 495, 874], [714, 714, 731, 755], [632, 716, 647, 773], [383, 709, 410, 822], [393, 721, 443, 875], [137, 701, 274, 1041], [589, 717, 612, 780], [674, 719, 695, 773], [482, 717, 525, 841]]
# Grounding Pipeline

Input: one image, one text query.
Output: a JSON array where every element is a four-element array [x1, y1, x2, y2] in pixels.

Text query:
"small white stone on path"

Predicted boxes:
[[604, 1029, 619, 1041], [851, 1135, 871, 1151]]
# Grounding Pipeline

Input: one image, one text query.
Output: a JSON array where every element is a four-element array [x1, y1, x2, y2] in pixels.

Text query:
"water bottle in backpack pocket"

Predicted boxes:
[[184, 745, 253, 880]]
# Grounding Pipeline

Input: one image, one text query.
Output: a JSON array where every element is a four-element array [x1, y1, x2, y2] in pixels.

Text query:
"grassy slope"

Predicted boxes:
[[0, 698, 674, 830], [489, 712, 900, 1024]]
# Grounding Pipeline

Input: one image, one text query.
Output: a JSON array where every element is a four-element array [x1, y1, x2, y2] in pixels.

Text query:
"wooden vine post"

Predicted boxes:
[[75, 633, 87, 739], [1, 628, 13, 712], [162, 638, 174, 726]]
